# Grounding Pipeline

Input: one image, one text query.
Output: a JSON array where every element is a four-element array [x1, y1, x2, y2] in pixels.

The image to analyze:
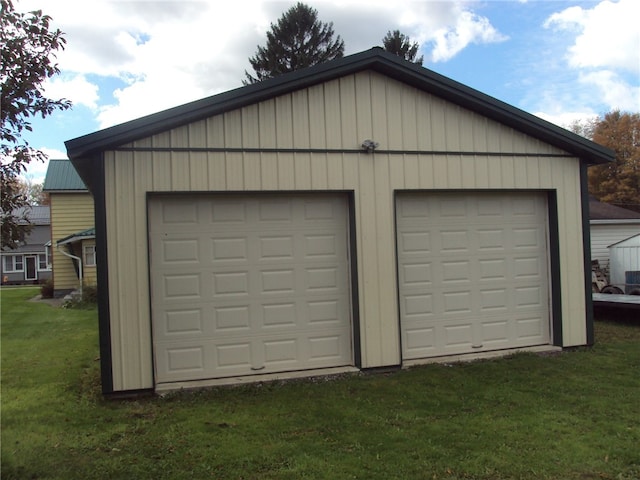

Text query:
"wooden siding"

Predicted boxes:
[[104, 71, 586, 391], [50, 193, 95, 290]]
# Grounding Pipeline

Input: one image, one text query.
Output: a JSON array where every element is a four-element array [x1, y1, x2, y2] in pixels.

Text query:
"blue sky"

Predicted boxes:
[[15, 0, 640, 183]]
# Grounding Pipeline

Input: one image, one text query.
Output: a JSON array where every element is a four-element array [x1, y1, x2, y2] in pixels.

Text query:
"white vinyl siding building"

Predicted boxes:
[[66, 49, 614, 395]]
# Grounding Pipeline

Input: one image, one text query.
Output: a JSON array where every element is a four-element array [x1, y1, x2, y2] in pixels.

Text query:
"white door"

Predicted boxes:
[[149, 193, 353, 384], [396, 192, 551, 360]]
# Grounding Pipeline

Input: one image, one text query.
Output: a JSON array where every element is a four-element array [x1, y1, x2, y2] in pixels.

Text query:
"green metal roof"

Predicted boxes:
[[57, 227, 95, 246], [43, 159, 87, 191], [66, 48, 615, 192]]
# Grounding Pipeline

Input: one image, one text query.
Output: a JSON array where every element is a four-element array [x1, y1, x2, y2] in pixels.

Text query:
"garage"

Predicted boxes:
[[148, 193, 353, 384], [396, 191, 551, 360], [65, 48, 614, 394]]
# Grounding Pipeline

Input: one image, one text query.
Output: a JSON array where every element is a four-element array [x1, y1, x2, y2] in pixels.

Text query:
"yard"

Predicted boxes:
[[1, 287, 638, 480]]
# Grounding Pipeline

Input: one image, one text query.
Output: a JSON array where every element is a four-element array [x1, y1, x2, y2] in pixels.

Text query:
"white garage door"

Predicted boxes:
[[149, 194, 353, 384], [396, 192, 551, 360]]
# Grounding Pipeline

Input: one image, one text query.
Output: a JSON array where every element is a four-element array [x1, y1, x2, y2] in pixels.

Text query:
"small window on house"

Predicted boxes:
[[84, 245, 96, 267], [38, 253, 49, 270], [3, 255, 24, 272]]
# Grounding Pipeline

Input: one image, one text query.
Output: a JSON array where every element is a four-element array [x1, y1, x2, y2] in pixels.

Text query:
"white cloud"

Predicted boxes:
[[43, 74, 100, 110], [534, 110, 598, 130], [393, 1, 507, 63], [532, 0, 640, 124], [545, 0, 640, 74], [428, 9, 508, 62], [579, 70, 640, 111], [14, 0, 507, 129]]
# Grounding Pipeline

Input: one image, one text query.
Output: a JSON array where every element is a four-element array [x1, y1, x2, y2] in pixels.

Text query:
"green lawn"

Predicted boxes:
[[1, 287, 639, 480]]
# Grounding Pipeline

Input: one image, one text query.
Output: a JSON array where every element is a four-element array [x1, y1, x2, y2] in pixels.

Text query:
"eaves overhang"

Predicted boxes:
[[66, 48, 615, 189], [57, 227, 96, 246]]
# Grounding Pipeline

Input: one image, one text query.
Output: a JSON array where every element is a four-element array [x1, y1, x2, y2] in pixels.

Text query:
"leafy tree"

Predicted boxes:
[[586, 111, 640, 211], [1, 176, 31, 248], [17, 177, 49, 205], [244, 2, 344, 84], [382, 30, 423, 65], [1, 0, 70, 249]]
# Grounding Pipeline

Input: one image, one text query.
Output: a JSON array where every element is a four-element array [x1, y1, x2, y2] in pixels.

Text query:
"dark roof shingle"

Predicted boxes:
[[589, 197, 640, 220]]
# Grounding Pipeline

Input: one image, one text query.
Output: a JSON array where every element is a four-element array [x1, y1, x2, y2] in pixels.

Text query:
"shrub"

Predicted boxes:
[[40, 279, 54, 299], [63, 284, 98, 309], [82, 284, 98, 303]]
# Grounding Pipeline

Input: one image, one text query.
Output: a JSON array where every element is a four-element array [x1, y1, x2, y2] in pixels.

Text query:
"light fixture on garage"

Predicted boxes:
[[361, 139, 379, 153]]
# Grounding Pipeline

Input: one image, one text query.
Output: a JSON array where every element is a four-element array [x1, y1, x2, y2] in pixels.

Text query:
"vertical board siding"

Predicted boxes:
[[106, 70, 585, 391], [50, 193, 95, 291], [559, 161, 587, 346]]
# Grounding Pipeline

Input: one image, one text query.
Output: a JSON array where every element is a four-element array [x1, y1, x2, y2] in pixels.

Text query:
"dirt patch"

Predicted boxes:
[[29, 295, 64, 307]]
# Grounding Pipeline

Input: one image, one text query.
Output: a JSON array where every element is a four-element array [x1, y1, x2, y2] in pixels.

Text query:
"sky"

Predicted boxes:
[[14, 0, 640, 183]]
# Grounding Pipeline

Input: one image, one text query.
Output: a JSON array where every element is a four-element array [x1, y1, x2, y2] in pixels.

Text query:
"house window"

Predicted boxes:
[[3, 255, 24, 272], [38, 253, 49, 271], [84, 245, 96, 267]]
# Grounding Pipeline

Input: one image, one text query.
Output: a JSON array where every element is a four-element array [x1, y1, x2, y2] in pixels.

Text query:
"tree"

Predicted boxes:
[[17, 177, 49, 205], [586, 111, 640, 211], [1, 0, 70, 249], [382, 30, 423, 65], [244, 2, 344, 84]]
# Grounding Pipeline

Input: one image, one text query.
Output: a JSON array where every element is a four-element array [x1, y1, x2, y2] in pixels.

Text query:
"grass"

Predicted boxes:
[[1, 286, 639, 480]]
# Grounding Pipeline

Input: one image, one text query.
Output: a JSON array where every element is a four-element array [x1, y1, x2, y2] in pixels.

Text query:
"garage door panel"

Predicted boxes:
[[259, 235, 294, 260], [478, 229, 506, 251], [397, 192, 551, 360], [214, 305, 250, 331], [164, 309, 204, 336], [211, 199, 247, 223], [259, 198, 294, 222], [439, 230, 471, 253], [479, 258, 508, 281], [156, 327, 352, 382], [479, 288, 509, 312], [166, 346, 205, 374], [163, 273, 202, 300], [212, 237, 249, 262], [150, 194, 352, 384], [160, 198, 199, 224]]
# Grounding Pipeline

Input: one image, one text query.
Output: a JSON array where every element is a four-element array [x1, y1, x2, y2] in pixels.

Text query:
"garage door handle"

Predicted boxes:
[[251, 366, 265, 371], [472, 344, 483, 349]]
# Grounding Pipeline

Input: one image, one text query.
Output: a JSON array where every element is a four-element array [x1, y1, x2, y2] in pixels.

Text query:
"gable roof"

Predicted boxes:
[[66, 48, 614, 188], [589, 196, 640, 221], [43, 159, 87, 192]]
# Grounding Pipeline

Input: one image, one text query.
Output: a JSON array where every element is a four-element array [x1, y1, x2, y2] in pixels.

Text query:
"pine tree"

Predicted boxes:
[[244, 2, 344, 84], [382, 30, 423, 65]]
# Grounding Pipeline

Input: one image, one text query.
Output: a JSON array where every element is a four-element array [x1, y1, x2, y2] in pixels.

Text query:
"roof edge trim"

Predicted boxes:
[[65, 48, 615, 166]]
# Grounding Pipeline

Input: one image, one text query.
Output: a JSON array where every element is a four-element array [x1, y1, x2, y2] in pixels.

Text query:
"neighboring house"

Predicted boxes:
[[1, 205, 52, 285], [65, 48, 614, 395], [42, 159, 96, 296], [589, 196, 640, 277]]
